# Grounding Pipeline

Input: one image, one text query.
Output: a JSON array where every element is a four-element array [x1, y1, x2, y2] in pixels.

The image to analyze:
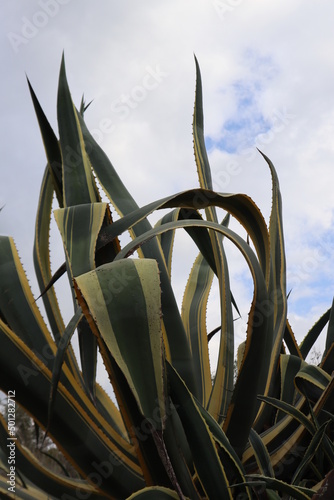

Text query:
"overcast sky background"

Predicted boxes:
[[1, 1, 334, 388]]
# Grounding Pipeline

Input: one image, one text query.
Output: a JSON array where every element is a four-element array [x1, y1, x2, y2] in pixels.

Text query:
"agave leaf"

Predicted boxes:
[[194, 399, 252, 499], [47, 307, 84, 434], [167, 362, 233, 499], [27, 77, 63, 207], [284, 319, 303, 359], [57, 54, 100, 207], [79, 93, 93, 116], [162, 409, 202, 499], [0, 236, 56, 371], [242, 394, 312, 477], [257, 395, 315, 435], [181, 250, 213, 407], [126, 486, 185, 499], [295, 365, 332, 403], [92, 340, 171, 488], [276, 354, 307, 422], [155, 207, 217, 278], [244, 475, 315, 499], [320, 341, 334, 374], [54, 203, 108, 278], [206, 241, 234, 424], [248, 428, 275, 478], [94, 382, 128, 440], [291, 421, 330, 485], [299, 307, 331, 360], [193, 56, 214, 195], [154, 209, 181, 278], [313, 367, 334, 415], [75, 258, 166, 430]]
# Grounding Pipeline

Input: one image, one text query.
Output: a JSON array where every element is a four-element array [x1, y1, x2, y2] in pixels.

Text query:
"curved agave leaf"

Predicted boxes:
[[154, 207, 217, 279], [295, 365, 332, 402], [97, 189, 270, 284], [256, 395, 315, 435], [126, 486, 185, 499]]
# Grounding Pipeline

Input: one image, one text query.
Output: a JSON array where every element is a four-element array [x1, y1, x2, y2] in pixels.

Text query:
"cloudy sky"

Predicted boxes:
[[1, 0, 334, 381]]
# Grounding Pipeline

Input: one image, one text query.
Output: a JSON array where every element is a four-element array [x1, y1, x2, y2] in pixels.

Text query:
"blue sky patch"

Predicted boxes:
[[205, 78, 272, 154]]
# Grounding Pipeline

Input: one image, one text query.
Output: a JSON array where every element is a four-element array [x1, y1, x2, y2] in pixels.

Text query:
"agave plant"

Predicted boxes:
[[0, 54, 333, 499]]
